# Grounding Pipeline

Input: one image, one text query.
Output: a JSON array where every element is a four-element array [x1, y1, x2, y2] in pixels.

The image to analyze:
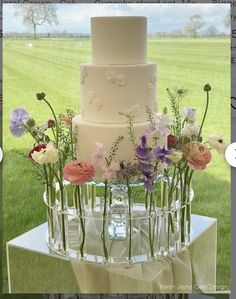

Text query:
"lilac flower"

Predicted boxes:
[[141, 170, 155, 192], [145, 124, 169, 139], [145, 124, 159, 137], [135, 135, 151, 161], [135, 135, 155, 192], [10, 108, 29, 137], [139, 161, 152, 172], [117, 162, 139, 182], [156, 113, 173, 128], [144, 181, 155, 192], [183, 107, 196, 123], [101, 160, 120, 182], [153, 146, 173, 165]]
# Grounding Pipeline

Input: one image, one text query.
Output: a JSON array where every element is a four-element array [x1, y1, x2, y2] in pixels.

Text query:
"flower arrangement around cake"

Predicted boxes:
[[10, 84, 228, 263]]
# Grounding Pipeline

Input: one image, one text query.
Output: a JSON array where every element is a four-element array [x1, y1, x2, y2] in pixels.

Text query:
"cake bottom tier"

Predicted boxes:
[[73, 115, 163, 178]]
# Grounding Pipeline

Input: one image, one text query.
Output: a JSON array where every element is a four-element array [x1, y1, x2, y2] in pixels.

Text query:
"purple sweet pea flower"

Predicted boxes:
[[153, 146, 173, 165], [135, 135, 151, 162], [135, 135, 156, 192], [144, 181, 155, 192], [10, 108, 29, 137], [141, 171, 155, 192], [139, 161, 152, 172]]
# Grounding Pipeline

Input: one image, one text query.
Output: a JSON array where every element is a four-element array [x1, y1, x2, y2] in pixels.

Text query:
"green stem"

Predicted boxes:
[[77, 185, 85, 258], [91, 184, 95, 210], [109, 187, 112, 206], [73, 185, 78, 209], [168, 165, 177, 205], [187, 170, 194, 236], [43, 98, 59, 147], [51, 127, 57, 143], [198, 90, 210, 141], [145, 190, 148, 210], [70, 120, 74, 160], [44, 166, 54, 239], [126, 177, 132, 261], [59, 185, 66, 252], [161, 180, 167, 208], [179, 170, 185, 243], [102, 180, 108, 260], [148, 192, 154, 257]]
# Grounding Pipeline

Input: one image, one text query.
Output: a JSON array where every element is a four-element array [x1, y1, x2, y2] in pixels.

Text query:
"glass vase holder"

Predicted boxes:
[[43, 178, 194, 264]]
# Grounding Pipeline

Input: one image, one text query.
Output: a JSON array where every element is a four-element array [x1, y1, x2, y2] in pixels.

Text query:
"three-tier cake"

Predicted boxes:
[[73, 16, 157, 174]]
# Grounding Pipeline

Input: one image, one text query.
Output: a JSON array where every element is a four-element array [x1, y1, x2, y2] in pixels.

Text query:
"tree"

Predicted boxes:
[[204, 26, 219, 37], [14, 4, 58, 39], [223, 10, 230, 28], [184, 15, 204, 38]]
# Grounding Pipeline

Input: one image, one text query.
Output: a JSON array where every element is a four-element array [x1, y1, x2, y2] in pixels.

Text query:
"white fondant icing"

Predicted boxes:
[[80, 67, 88, 84], [80, 63, 156, 123], [147, 77, 157, 95], [75, 16, 160, 180], [91, 17, 147, 65], [87, 92, 103, 111], [124, 104, 141, 117]]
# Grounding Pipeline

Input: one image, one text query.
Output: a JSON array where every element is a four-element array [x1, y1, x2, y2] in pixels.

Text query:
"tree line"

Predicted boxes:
[[6, 4, 230, 39]]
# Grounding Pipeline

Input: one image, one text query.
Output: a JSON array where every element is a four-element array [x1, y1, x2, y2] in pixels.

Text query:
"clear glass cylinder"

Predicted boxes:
[[44, 179, 193, 263]]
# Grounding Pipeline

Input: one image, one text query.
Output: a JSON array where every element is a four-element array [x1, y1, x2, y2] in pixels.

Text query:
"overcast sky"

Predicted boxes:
[[3, 4, 230, 34]]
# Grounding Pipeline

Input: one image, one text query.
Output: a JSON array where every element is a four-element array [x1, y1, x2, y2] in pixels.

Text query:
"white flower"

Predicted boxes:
[[156, 113, 173, 127], [32, 142, 59, 164], [145, 124, 169, 139], [181, 123, 200, 138], [166, 152, 183, 164], [208, 134, 228, 154], [183, 107, 196, 123], [36, 123, 48, 135]]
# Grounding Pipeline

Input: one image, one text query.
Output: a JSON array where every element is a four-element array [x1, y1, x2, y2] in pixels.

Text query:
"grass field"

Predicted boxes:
[[3, 37, 231, 292]]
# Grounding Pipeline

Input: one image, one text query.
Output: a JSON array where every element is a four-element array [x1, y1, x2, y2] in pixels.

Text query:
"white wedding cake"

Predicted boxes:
[[73, 17, 157, 172]]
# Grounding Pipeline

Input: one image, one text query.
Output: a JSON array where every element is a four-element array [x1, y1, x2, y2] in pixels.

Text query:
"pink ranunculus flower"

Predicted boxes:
[[63, 160, 95, 185], [182, 142, 212, 170], [182, 142, 211, 170], [91, 142, 107, 167]]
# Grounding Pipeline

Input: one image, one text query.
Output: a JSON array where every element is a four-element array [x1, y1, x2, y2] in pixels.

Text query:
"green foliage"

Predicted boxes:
[[167, 88, 183, 137], [145, 105, 156, 125], [107, 135, 124, 166], [119, 111, 137, 148]]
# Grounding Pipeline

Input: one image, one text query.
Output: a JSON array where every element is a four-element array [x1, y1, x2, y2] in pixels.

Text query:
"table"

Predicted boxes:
[[6, 214, 217, 293]]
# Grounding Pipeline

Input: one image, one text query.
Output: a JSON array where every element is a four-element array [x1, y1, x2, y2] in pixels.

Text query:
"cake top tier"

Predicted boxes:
[[91, 16, 147, 65]]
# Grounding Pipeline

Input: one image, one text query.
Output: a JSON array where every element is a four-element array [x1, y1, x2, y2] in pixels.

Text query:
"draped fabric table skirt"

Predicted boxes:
[[6, 214, 217, 293]]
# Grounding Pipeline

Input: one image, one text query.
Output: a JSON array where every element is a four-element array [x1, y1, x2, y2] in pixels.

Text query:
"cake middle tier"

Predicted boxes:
[[80, 63, 157, 124], [73, 115, 165, 171]]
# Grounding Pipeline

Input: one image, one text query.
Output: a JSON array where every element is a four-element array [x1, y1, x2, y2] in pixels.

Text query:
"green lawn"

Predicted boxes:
[[3, 37, 231, 292]]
